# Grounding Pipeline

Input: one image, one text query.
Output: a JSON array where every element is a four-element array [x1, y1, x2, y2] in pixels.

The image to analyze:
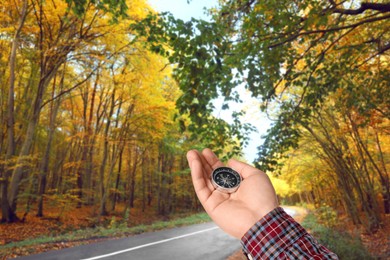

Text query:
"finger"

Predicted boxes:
[[193, 149, 216, 191], [187, 150, 212, 204], [202, 148, 224, 170], [227, 158, 264, 179]]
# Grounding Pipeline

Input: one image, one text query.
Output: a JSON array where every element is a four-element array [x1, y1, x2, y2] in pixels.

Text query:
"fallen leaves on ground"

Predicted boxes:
[[0, 202, 174, 259], [360, 214, 390, 259]]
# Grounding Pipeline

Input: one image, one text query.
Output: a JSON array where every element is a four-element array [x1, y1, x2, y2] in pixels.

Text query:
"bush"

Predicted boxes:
[[302, 213, 373, 260], [316, 203, 338, 227]]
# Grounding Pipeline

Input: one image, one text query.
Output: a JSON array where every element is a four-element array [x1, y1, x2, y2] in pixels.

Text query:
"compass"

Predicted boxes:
[[211, 167, 242, 193]]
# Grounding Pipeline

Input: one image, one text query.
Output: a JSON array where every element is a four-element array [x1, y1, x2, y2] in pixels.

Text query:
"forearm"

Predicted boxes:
[[241, 207, 338, 259]]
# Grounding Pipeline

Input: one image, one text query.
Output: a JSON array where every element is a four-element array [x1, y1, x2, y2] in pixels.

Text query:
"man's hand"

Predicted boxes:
[[187, 148, 279, 239]]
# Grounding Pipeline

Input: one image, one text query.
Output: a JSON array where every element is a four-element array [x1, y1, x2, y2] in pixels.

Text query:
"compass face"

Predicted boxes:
[[211, 167, 241, 193]]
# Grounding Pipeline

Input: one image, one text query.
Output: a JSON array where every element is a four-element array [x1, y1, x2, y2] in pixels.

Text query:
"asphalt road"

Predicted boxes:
[[17, 222, 241, 260]]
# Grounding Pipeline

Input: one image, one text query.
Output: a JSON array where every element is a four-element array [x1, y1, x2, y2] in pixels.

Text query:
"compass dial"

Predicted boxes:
[[211, 167, 241, 193]]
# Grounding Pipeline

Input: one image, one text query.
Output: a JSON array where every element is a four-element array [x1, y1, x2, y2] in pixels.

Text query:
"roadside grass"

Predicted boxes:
[[301, 212, 373, 260], [0, 212, 211, 258]]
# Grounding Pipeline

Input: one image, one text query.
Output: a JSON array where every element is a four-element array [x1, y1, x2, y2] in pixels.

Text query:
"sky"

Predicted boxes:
[[147, 0, 272, 163], [148, 0, 217, 21]]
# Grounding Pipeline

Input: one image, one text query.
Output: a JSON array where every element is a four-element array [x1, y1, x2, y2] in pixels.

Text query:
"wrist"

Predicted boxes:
[[240, 206, 279, 238]]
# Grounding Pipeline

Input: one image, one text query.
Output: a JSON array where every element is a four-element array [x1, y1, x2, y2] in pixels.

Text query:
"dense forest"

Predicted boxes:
[[0, 0, 220, 225], [0, 0, 389, 247]]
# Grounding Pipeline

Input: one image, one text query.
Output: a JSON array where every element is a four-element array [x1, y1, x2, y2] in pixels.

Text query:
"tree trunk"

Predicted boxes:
[[7, 56, 61, 217], [157, 154, 163, 215], [36, 74, 62, 217], [147, 159, 153, 207], [167, 155, 174, 214], [374, 132, 390, 214], [128, 145, 138, 208], [82, 74, 99, 205], [99, 89, 116, 216], [1, 0, 28, 223], [111, 146, 124, 211], [303, 121, 363, 225], [141, 154, 147, 212]]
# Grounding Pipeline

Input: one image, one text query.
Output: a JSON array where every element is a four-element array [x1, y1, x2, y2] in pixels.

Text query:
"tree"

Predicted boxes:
[[0, 0, 29, 223], [134, 0, 389, 231], [279, 102, 389, 231], [1, 0, 130, 222], [134, 0, 389, 167], [132, 14, 254, 159], [0, 0, 279, 226]]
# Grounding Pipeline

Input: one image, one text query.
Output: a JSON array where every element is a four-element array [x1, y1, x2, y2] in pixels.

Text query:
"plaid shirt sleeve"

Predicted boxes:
[[241, 207, 339, 259]]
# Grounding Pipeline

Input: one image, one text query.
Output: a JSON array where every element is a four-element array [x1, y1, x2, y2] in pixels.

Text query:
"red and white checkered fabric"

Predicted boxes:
[[241, 207, 339, 259]]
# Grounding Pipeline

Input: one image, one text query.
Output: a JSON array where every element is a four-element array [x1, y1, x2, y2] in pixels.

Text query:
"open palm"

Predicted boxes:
[[187, 148, 279, 239]]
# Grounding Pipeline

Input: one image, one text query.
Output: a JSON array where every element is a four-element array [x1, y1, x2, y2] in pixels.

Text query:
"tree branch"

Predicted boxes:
[[379, 42, 390, 55], [268, 13, 390, 48], [333, 3, 390, 15]]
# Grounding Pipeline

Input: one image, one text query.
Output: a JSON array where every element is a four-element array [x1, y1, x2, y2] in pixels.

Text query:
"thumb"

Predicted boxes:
[[227, 159, 264, 179]]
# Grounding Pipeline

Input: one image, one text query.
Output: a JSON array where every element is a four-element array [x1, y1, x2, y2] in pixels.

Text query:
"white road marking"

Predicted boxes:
[[80, 226, 219, 260]]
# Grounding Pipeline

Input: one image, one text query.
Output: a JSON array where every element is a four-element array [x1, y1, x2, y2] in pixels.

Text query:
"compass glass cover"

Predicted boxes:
[[213, 168, 240, 188]]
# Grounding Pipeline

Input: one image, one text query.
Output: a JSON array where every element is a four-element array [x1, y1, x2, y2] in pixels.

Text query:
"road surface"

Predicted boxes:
[[283, 207, 296, 217], [17, 207, 299, 260], [17, 222, 241, 260]]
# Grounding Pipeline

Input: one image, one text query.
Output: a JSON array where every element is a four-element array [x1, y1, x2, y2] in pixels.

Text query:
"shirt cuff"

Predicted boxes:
[[240, 207, 307, 259]]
